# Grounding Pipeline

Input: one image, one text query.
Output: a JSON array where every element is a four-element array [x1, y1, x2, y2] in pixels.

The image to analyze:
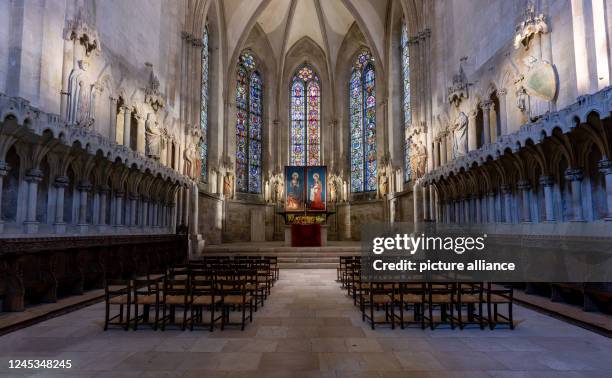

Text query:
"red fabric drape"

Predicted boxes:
[[291, 224, 321, 247]]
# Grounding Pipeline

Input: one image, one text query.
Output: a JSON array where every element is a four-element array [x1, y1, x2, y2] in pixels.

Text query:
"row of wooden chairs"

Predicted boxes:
[[337, 256, 514, 330], [104, 256, 278, 331]]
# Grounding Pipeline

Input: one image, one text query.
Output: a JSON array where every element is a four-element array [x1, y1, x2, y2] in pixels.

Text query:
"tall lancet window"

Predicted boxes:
[[350, 49, 377, 193], [290, 65, 321, 166], [401, 21, 412, 182], [235, 51, 263, 194], [200, 25, 209, 181]]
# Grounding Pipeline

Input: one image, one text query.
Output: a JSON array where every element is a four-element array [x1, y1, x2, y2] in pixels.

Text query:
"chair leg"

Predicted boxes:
[[104, 299, 109, 331], [457, 302, 463, 330], [509, 302, 514, 330], [210, 304, 215, 332], [429, 303, 434, 330], [161, 304, 167, 331], [125, 303, 131, 331], [154, 303, 159, 331], [134, 304, 139, 331], [449, 302, 455, 330], [487, 301, 493, 330]]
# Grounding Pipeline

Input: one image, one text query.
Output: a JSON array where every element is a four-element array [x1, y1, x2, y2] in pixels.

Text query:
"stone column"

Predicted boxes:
[[140, 197, 148, 229], [116, 105, 125, 144], [129, 193, 138, 227], [433, 138, 440, 168], [422, 185, 429, 221], [517, 179, 531, 222], [598, 160, 612, 220], [481, 100, 493, 145], [114, 190, 124, 229], [498, 89, 508, 137], [123, 106, 131, 148], [0, 162, 9, 233], [487, 191, 496, 223], [77, 181, 92, 233], [136, 114, 145, 154], [97, 185, 109, 231], [501, 184, 512, 223], [468, 110, 478, 151], [440, 132, 448, 165], [24, 169, 43, 234], [464, 198, 470, 223], [539, 176, 555, 222], [474, 194, 482, 223], [53, 176, 70, 234], [109, 97, 118, 144], [565, 169, 584, 221]]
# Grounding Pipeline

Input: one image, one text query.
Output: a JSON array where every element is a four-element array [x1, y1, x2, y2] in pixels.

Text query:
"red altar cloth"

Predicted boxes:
[[291, 224, 322, 247]]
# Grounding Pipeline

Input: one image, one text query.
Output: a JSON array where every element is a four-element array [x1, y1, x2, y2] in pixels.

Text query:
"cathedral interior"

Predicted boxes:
[[0, 0, 611, 376]]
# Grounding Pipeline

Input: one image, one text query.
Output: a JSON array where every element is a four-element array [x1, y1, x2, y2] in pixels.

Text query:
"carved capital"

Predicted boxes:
[[54, 176, 70, 188], [598, 159, 612, 175], [114, 190, 125, 198], [517, 179, 531, 190], [0, 161, 10, 176], [97, 184, 111, 193], [564, 168, 583, 182], [539, 175, 554, 187], [480, 100, 494, 111], [500, 184, 512, 194], [25, 169, 44, 183], [129, 192, 140, 201]]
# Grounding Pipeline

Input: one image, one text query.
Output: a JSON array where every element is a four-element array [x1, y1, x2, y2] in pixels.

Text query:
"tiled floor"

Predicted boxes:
[[0, 269, 610, 377]]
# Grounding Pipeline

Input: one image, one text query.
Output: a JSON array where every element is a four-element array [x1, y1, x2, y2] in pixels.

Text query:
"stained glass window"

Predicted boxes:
[[350, 50, 377, 192], [200, 25, 209, 181], [235, 51, 263, 193], [290, 65, 320, 166], [401, 21, 412, 182]]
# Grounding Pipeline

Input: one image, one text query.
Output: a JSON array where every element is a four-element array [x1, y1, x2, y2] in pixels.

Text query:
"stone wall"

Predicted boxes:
[[344, 200, 385, 241], [223, 200, 274, 242], [197, 192, 223, 245]]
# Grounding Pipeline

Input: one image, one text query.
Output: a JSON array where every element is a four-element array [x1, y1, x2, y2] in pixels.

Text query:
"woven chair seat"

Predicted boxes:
[[367, 294, 393, 304], [136, 294, 159, 305], [193, 295, 221, 305], [164, 295, 186, 305], [430, 294, 453, 303], [487, 294, 510, 303], [109, 295, 129, 304], [459, 294, 482, 303], [223, 295, 252, 304], [402, 294, 424, 303]]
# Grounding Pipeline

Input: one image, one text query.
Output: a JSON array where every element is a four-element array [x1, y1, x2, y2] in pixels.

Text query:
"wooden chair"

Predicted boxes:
[[486, 283, 514, 329], [427, 283, 457, 330], [104, 279, 132, 331], [394, 282, 427, 329], [189, 276, 222, 331], [217, 270, 254, 330], [360, 281, 395, 330], [161, 278, 191, 330], [133, 278, 161, 330], [456, 282, 485, 330]]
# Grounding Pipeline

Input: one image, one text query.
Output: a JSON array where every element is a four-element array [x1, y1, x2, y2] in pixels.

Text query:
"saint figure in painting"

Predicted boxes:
[[309, 172, 325, 210], [286, 172, 303, 210]]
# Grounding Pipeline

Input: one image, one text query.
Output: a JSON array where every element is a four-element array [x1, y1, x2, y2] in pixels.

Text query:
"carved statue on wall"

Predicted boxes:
[[273, 175, 284, 203], [223, 173, 234, 199], [66, 59, 94, 128], [329, 178, 338, 203], [378, 171, 389, 196], [410, 143, 427, 179], [145, 116, 161, 159], [452, 111, 468, 158]]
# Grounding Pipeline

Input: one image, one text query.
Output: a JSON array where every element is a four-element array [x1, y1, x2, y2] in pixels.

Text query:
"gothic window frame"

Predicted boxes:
[[199, 24, 210, 182], [290, 64, 321, 166], [350, 49, 377, 193], [401, 20, 412, 183], [235, 51, 263, 194]]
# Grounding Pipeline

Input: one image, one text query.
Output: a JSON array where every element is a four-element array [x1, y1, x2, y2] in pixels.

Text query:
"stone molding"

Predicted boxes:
[[421, 86, 612, 184], [0, 93, 189, 187]]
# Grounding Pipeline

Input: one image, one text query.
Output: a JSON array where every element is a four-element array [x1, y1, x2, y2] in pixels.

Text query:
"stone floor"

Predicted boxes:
[[0, 269, 610, 377]]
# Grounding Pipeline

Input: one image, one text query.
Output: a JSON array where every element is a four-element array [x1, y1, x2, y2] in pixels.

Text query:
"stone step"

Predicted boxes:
[[279, 262, 338, 269]]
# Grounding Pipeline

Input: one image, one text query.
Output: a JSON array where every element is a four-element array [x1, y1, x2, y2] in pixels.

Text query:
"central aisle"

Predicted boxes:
[[0, 270, 610, 376]]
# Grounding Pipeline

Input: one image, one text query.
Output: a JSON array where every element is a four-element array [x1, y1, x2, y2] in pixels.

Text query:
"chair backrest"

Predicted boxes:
[[164, 278, 190, 297], [191, 277, 216, 298]]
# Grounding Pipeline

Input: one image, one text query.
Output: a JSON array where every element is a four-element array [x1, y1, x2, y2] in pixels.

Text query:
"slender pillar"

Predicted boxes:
[[464, 198, 470, 223], [475, 194, 482, 223], [77, 181, 92, 233], [129, 193, 138, 227], [433, 139, 440, 167], [539, 176, 555, 222], [123, 106, 131, 148], [481, 101, 493, 145], [0, 162, 9, 233], [487, 191, 496, 223], [136, 114, 145, 154], [109, 97, 118, 144], [498, 89, 508, 137], [141, 197, 149, 229], [501, 184, 512, 223], [24, 169, 43, 234], [440, 132, 448, 165], [468, 110, 478, 151], [517, 179, 531, 222], [598, 160, 612, 220], [97, 185, 110, 227], [422, 185, 429, 221], [565, 169, 584, 221], [114, 190, 124, 229]]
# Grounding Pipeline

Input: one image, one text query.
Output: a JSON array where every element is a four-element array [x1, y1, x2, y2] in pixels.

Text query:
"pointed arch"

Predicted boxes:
[[290, 64, 321, 166]]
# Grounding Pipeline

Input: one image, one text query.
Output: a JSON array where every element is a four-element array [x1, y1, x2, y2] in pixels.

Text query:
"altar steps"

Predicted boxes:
[[201, 242, 361, 269]]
